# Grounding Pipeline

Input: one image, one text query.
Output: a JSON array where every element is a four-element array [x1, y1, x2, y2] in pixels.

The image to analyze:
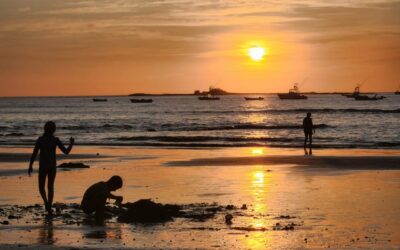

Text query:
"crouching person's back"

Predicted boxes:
[[81, 175, 123, 220]]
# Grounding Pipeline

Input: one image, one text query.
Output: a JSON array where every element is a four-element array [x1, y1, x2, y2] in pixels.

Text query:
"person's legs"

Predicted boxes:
[[38, 170, 48, 210], [309, 133, 313, 149], [94, 198, 107, 222], [304, 131, 308, 147], [47, 170, 56, 213]]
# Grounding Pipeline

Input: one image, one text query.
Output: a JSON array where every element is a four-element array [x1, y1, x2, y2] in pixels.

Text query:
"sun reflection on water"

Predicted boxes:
[[244, 167, 271, 249], [251, 148, 265, 156], [251, 169, 266, 214]]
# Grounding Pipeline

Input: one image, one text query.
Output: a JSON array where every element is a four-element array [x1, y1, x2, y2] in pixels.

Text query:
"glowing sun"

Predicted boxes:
[[248, 46, 266, 61]]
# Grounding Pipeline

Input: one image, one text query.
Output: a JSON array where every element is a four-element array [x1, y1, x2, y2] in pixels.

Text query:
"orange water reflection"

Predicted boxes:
[[251, 169, 267, 214], [244, 167, 271, 249], [251, 148, 265, 156]]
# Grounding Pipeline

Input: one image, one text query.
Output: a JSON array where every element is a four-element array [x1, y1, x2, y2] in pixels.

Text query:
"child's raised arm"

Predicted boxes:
[[56, 137, 74, 155]]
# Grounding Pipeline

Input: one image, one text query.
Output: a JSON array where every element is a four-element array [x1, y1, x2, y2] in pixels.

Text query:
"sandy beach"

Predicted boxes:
[[2, 0, 400, 249], [0, 146, 399, 249]]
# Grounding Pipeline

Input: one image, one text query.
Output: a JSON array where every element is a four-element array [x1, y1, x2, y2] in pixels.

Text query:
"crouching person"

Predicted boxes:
[[81, 175, 123, 220]]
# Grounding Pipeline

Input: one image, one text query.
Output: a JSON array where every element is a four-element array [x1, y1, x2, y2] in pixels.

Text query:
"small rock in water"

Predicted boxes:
[[58, 162, 90, 168], [8, 215, 18, 219], [1, 220, 9, 225], [225, 205, 236, 210], [240, 204, 247, 210], [225, 214, 233, 224], [273, 222, 297, 231], [277, 215, 296, 219], [62, 213, 72, 219]]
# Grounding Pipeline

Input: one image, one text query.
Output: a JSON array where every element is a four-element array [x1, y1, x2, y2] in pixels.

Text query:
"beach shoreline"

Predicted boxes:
[[0, 146, 399, 249]]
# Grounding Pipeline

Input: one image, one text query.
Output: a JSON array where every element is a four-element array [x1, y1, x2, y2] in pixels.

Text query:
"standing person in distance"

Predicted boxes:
[[303, 112, 315, 154]]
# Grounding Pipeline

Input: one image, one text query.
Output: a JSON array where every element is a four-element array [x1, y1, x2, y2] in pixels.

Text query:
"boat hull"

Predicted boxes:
[[277, 94, 307, 100], [244, 97, 264, 100], [354, 95, 385, 101], [198, 97, 220, 100], [130, 99, 153, 103], [343, 94, 359, 98]]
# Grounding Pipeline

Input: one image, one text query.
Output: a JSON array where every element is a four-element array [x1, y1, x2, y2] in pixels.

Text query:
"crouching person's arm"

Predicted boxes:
[[108, 193, 123, 206], [106, 175, 123, 207]]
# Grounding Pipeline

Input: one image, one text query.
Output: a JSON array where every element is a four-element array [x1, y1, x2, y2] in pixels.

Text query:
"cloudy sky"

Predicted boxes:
[[0, 0, 399, 96]]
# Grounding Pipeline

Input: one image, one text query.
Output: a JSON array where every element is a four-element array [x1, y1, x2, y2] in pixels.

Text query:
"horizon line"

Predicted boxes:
[[0, 91, 397, 98]]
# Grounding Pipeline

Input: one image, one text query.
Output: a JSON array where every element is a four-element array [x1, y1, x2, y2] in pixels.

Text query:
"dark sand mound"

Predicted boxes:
[[58, 162, 90, 168], [117, 200, 238, 223], [118, 199, 182, 223]]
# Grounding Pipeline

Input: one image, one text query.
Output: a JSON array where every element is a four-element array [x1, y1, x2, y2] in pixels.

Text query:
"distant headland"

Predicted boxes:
[[129, 86, 380, 96], [129, 86, 229, 96]]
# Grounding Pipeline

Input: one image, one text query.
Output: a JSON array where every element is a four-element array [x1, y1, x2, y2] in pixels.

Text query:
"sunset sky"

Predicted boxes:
[[0, 0, 399, 96]]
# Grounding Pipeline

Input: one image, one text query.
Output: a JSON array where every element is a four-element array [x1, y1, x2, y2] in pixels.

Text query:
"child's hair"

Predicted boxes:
[[107, 175, 123, 190], [44, 121, 56, 135], [307, 112, 312, 118]]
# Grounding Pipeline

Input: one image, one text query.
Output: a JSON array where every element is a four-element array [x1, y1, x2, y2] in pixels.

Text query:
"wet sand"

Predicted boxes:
[[0, 146, 399, 249]]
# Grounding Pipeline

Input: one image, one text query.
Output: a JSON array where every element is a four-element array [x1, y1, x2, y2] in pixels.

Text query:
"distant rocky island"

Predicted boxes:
[[193, 86, 229, 95], [129, 86, 230, 96]]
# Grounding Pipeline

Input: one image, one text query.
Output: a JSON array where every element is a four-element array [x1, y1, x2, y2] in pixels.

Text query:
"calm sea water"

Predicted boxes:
[[0, 94, 399, 148]]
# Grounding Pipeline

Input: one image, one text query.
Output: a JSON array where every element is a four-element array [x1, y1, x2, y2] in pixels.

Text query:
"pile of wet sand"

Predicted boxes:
[[0, 200, 302, 232], [117, 199, 182, 223], [117, 199, 242, 223]]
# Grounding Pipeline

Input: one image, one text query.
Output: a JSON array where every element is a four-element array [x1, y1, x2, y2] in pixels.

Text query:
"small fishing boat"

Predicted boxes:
[[342, 85, 361, 98], [198, 95, 220, 100], [354, 94, 386, 101], [277, 83, 307, 100], [244, 97, 264, 101], [130, 99, 153, 103], [93, 98, 107, 102]]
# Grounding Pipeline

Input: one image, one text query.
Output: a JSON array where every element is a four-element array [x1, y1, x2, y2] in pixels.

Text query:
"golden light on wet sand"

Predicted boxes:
[[246, 168, 270, 249], [251, 148, 265, 155], [253, 171, 265, 184], [251, 169, 266, 213]]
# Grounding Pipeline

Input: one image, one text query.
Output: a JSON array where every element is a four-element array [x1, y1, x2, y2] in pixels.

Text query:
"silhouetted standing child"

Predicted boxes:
[[81, 176, 123, 220], [303, 112, 315, 151], [29, 121, 74, 214]]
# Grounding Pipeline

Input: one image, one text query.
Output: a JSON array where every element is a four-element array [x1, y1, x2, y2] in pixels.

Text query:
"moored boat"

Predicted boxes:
[[244, 97, 264, 101], [130, 99, 153, 103], [93, 98, 107, 102], [277, 83, 307, 100], [354, 94, 386, 101], [342, 85, 360, 98], [198, 95, 220, 100]]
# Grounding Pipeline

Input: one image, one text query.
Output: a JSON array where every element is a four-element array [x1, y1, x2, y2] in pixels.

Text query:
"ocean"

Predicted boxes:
[[0, 94, 399, 148]]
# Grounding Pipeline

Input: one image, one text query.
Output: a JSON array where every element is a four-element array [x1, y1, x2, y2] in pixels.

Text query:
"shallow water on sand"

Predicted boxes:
[[0, 147, 399, 249]]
